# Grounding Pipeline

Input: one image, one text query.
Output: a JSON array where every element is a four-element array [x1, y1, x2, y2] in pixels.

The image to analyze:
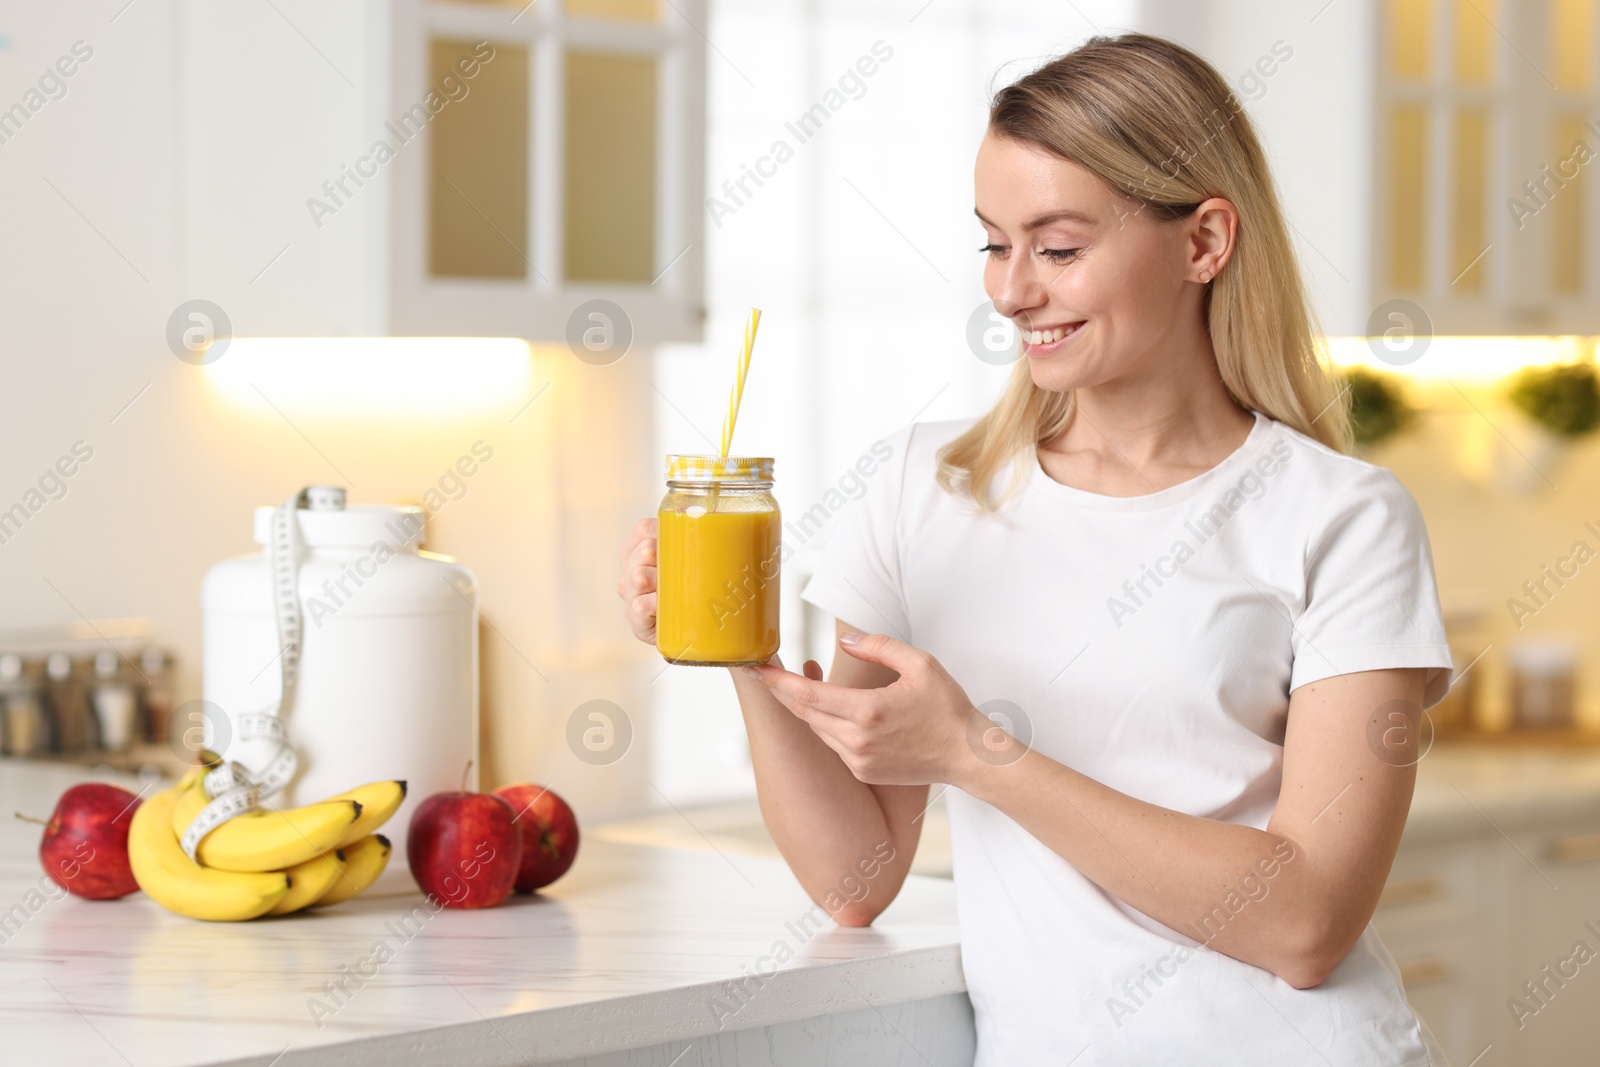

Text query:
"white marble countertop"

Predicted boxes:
[[597, 792, 960, 877], [0, 760, 964, 1067], [1402, 743, 1600, 843]]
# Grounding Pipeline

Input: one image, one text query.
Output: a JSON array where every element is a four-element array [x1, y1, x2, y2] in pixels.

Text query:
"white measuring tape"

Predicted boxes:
[[180, 487, 342, 861]]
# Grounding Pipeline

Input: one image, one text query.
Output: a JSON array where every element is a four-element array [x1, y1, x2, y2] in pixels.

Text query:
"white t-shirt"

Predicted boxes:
[[800, 409, 1456, 1067]]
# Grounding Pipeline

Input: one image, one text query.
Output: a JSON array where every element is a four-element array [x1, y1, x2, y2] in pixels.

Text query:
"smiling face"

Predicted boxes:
[[974, 132, 1219, 395]]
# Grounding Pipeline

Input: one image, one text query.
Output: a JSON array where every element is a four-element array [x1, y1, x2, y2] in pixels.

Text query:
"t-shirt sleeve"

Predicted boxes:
[[1289, 466, 1456, 709], [798, 424, 916, 642]]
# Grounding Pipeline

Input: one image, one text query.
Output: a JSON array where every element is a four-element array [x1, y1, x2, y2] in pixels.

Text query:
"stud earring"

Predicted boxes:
[[1200, 269, 1213, 283]]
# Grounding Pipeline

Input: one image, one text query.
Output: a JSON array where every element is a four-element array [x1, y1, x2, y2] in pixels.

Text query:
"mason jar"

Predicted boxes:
[[656, 455, 780, 666]]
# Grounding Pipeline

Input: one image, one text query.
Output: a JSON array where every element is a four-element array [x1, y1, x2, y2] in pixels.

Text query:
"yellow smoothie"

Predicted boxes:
[[657, 505, 781, 665]]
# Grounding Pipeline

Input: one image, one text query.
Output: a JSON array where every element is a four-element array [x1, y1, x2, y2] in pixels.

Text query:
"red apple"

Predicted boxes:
[[493, 783, 579, 892], [22, 783, 142, 899], [407, 772, 522, 909]]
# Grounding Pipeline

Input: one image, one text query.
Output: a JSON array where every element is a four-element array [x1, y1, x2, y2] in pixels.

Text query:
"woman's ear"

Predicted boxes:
[[1188, 196, 1239, 284]]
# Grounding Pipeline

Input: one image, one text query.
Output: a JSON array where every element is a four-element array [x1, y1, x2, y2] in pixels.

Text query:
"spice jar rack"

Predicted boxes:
[[0, 618, 179, 772]]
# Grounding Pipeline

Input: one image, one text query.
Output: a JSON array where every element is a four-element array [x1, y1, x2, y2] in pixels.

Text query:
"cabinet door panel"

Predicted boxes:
[[1495, 820, 1600, 1067], [428, 38, 531, 279], [1375, 925, 1484, 1066], [1551, 0, 1596, 91], [563, 49, 657, 284], [567, 0, 660, 20], [1371, 837, 1493, 1065], [1548, 113, 1589, 295]]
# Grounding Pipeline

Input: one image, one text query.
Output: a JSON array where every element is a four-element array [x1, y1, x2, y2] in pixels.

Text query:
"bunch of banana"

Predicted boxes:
[[129, 766, 405, 922]]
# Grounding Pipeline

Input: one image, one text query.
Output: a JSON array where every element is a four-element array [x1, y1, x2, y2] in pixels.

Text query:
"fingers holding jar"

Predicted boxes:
[[619, 517, 657, 571], [617, 517, 659, 644]]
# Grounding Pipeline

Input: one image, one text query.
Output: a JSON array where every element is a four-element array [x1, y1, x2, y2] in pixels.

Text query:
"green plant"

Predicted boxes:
[[1342, 367, 1418, 449], [1507, 362, 1600, 437]]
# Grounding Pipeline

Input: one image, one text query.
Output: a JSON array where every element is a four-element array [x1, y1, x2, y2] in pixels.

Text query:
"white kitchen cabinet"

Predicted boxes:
[[177, 0, 706, 343], [1144, 0, 1600, 337], [1369, 757, 1600, 1067], [1493, 818, 1600, 1066], [1369, 838, 1497, 1063], [1371, 0, 1600, 336]]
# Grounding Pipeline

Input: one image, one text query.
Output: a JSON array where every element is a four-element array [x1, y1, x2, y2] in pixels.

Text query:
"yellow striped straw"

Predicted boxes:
[[719, 308, 761, 458]]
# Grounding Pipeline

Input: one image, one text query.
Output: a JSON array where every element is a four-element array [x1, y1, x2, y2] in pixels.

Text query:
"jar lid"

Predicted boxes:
[[665, 455, 775, 482], [1504, 637, 1578, 675]]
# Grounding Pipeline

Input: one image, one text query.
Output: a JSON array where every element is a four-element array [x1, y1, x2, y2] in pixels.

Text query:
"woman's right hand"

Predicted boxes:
[[617, 517, 658, 645]]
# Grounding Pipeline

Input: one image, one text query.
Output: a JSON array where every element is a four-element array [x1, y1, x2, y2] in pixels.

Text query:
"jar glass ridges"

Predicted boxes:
[[656, 455, 780, 667]]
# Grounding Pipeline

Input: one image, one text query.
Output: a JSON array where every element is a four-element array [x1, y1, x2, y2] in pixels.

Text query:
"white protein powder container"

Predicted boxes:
[[201, 491, 478, 895]]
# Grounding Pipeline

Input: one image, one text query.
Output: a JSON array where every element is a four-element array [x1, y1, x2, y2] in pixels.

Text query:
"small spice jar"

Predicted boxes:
[[1505, 638, 1578, 730], [656, 455, 780, 667]]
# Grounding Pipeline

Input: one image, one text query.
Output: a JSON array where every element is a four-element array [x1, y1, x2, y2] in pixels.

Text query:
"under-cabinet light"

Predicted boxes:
[[202, 337, 535, 416], [1324, 336, 1595, 383]]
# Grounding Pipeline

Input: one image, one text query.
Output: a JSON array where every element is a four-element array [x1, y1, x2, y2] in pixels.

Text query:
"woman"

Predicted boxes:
[[619, 33, 1454, 1066]]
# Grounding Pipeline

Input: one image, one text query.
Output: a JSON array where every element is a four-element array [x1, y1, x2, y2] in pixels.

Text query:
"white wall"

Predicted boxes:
[[1139, 0, 1377, 335], [0, 0, 185, 642], [0, 1, 664, 825]]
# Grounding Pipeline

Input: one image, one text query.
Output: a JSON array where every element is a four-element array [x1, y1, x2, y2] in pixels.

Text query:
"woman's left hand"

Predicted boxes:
[[744, 632, 991, 786]]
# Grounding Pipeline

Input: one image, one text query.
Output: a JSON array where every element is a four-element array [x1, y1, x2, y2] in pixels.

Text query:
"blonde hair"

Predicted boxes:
[[938, 33, 1351, 511]]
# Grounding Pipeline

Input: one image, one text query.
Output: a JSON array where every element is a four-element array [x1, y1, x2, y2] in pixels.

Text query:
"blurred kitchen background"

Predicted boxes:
[[1, 1, 1598, 1061]]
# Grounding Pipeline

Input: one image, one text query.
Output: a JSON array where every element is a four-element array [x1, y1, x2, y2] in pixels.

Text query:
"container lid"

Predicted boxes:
[[1504, 637, 1579, 675], [665, 455, 775, 482], [252, 503, 427, 549]]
